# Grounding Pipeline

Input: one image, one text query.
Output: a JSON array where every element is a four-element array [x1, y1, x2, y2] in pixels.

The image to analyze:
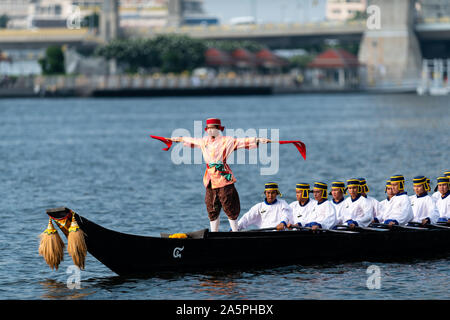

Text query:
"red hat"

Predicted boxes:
[[204, 118, 224, 131]]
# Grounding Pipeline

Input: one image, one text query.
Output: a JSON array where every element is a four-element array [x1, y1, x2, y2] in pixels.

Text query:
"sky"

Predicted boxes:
[[203, 0, 327, 25]]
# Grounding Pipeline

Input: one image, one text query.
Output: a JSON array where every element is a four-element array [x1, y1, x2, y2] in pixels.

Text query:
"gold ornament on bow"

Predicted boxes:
[[67, 212, 87, 270], [39, 218, 65, 270]]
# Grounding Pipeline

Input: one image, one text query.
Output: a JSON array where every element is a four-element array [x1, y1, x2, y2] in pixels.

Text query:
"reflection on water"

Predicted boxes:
[[1, 94, 449, 299], [194, 274, 247, 299], [39, 279, 94, 300]]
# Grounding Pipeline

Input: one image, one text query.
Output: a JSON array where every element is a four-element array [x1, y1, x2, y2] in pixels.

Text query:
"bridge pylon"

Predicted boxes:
[[358, 0, 422, 88], [100, 0, 119, 42]]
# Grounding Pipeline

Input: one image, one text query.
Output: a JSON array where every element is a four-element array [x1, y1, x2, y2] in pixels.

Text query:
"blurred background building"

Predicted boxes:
[[326, 0, 367, 21], [0, 0, 449, 95]]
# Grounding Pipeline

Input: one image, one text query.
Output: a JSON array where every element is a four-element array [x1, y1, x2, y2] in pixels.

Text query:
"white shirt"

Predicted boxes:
[[331, 198, 346, 225], [340, 195, 373, 227], [409, 194, 440, 224], [436, 191, 450, 219], [300, 199, 337, 230], [364, 195, 380, 219], [378, 198, 392, 222], [432, 191, 440, 201], [382, 192, 414, 226], [289, 199, 317, 226], [238, 199, 292, 230]]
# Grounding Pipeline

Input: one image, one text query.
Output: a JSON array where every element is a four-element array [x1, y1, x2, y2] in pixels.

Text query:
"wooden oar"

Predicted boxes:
[[290, 225, 359, 234], [429, 224, 450, 229], [335, 224, 389, 232], [244, 226, 358, 234], [244, 227, 281, 232], [370, 223, 428, 230], [407, 222, 450, 230]]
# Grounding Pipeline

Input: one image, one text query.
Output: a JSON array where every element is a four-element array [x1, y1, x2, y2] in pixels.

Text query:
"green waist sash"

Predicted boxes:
[[207, 162, 232, 181]]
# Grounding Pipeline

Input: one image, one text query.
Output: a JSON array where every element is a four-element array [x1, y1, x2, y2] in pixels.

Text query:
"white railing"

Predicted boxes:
[[34, 74, 297, 92]]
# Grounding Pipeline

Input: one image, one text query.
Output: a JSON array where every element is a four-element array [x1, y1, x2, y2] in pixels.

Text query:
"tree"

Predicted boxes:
[[0, 14, 9, 28], [39, 46, 65, 75], [81, 12, 99, 29], [95, 38, 160, 73], [206, 40, 265, 52], [95, 35, 207, 74], [156, 35, 206, 73], [289, 54, 314, 69], [349, 10, 368, 21]]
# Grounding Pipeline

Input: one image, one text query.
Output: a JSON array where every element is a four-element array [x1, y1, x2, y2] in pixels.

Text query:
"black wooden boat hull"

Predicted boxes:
[[46, 208, 450, 277]]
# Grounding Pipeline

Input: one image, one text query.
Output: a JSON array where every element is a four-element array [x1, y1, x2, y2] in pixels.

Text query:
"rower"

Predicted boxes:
[[408, 176, 439, 226], [300, 182, 337, 230], [288, 183, 316, 228], [378, 180, 394, 223], [432, 171, 450, 201], [381, 175, 414, 226], [426, 178, 431, 194], [435, 176, 450, 223], [340, 178, 372, 229], [329, 181, 346, 225], [358, 178, 380, 223], [237, 182, 291, 231]]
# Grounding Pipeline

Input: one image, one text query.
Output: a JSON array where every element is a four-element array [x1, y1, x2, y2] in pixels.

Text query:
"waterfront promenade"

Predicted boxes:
[[2, 73, 363, 98]]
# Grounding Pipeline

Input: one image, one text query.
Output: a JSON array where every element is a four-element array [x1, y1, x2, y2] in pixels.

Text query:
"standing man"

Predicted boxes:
[[340, 179, 373, 229], [381, 175, 414, 226], [435, 176, 450, 223], [237, 183, 291, 231], [288, 183, 317, 228], [171, 118, 270, 232], [300, 182, 337, 230], [409, 176, 439, 225], [330, 181, 346, 225]]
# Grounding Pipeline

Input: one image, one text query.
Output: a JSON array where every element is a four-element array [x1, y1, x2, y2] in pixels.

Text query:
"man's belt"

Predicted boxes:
[[207, 162, 232, 181]]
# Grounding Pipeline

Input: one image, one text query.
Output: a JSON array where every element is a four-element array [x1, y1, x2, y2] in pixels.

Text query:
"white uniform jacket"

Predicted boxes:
[[436, 191, 450, 219], [409, 194, 440, 224], [331, 198, 346, 225], [365, 195, 381, 220], [289, 199, 317, 226], [238, 199, 292, 230], [378, 198, 392, 223], [382, 192, 414, 226], [340, 195, 373, 227], [299, 199, 337, 230], [432, 191, 440, 201]]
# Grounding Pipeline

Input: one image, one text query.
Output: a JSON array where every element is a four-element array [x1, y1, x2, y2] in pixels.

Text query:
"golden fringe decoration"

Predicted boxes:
[[67, 212, 87, 270], [39, 218, 65, 270], [169, 233, 188, 239]]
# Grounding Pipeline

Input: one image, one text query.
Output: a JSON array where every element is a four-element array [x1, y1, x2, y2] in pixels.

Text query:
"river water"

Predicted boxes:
[[0, 94, 449, 300]]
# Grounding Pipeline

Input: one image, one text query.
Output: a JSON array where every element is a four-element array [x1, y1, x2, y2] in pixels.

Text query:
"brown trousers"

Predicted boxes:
[[205, 183, 240, 221]]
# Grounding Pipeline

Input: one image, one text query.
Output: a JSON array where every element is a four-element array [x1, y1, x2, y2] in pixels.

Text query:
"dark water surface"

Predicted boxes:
[[0, 94, 449, 299]]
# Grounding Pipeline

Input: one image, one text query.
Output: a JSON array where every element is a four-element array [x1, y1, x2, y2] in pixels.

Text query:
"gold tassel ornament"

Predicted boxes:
[[39, 218, 65, 270], [67, 212, 87, 270]]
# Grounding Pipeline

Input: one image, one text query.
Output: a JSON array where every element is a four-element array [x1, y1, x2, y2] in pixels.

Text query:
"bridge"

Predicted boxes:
[[1, 18, 450, 49], [0, 0, 449, 89], [0, 21, 366, 49]]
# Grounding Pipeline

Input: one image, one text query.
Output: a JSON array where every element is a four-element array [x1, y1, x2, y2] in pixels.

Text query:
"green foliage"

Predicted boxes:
[[0, 14, 9, 28], [81, 12, 99, 29], [324, 42, 360, 56], [39, 46, 65, 75], [349, 10, 368, 21], [95, 34, 206, 74], [205, 40, 265, 52], [288, 54, 314, 69]]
